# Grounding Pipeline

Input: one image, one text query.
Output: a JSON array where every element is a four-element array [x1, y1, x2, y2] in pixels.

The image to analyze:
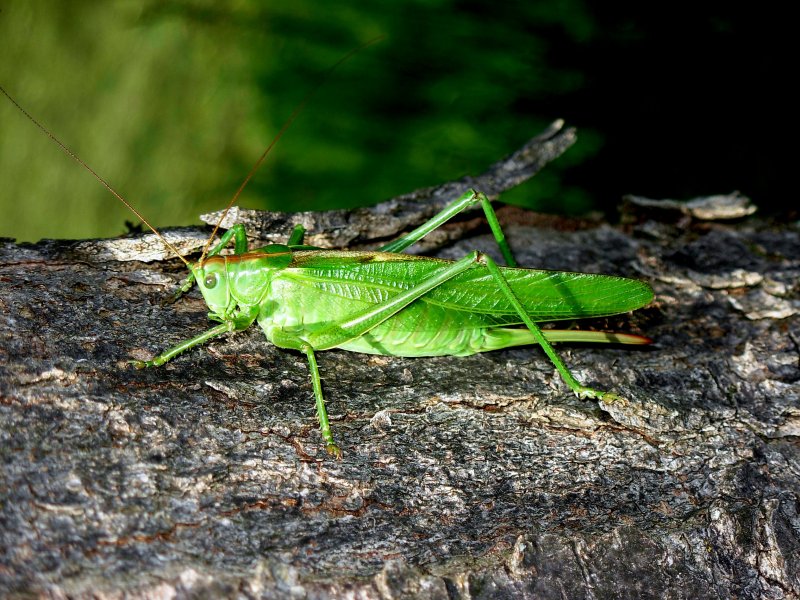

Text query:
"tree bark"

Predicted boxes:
[[1, 122, 798, 599]]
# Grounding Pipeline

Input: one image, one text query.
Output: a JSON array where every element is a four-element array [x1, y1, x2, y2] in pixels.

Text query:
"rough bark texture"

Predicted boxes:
[[1, 123, 798, 599]]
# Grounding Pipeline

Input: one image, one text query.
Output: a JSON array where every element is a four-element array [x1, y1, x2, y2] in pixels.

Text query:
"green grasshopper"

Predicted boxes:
[[1, 85, 653, 459]]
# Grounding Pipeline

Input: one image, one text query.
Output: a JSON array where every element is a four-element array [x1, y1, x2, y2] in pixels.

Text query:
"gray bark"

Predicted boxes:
[[1, 122, 798, 599]]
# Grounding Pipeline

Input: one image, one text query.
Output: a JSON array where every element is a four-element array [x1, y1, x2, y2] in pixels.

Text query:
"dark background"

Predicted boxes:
[[0, 1, 789, 241]]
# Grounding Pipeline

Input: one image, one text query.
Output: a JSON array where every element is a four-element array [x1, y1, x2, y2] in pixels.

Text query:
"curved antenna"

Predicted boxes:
[[0, 85, 190, 267], [199, 36, 384, 264]]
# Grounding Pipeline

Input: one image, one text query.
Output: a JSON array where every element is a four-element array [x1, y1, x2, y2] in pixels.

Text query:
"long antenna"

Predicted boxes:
[[199, 36, 384, 264], [0, 84, 190, 266]]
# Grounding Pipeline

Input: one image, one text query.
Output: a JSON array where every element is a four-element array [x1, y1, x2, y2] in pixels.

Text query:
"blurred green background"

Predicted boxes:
[[0, 1, 785, 242]]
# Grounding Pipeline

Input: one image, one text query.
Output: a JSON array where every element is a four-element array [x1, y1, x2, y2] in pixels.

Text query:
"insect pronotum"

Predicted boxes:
[[1, 65, 653, 459]]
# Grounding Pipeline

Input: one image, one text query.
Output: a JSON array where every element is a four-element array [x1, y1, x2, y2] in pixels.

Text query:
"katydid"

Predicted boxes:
[[131, 189, 652, 457], [1, 84, 653, 460]]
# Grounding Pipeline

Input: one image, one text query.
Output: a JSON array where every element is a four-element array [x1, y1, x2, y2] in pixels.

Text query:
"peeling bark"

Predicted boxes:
[[1, 123, 798, 599]]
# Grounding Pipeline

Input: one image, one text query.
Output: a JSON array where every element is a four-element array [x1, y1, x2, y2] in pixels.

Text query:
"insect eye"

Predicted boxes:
[[203, 273, 219, 289]]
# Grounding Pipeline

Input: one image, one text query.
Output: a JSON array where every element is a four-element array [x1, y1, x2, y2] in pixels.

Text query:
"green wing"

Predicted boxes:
[[287, 250, 653, 324]]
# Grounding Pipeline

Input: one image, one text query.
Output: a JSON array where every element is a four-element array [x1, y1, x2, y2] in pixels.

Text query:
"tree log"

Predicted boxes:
[[1, 122, 798, 599]]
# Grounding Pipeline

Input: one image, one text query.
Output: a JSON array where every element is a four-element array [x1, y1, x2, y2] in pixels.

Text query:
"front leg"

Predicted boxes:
[[131, 322, 235, 368], [131, 307, 257, 368]]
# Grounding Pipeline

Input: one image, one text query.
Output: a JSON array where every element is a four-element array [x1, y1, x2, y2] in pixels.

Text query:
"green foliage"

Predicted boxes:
[[1, 1, 596, 241]]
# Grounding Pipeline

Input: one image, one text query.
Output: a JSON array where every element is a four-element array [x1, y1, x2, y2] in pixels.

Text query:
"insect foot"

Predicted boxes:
[[574, 386, 623, 403], [129, 358, 169, 369], [327, 443, 343, 460]]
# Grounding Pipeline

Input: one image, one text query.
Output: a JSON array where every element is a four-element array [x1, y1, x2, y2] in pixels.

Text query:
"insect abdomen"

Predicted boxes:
[[335, 307, 498, 357], [260, 276, 509, 357]]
